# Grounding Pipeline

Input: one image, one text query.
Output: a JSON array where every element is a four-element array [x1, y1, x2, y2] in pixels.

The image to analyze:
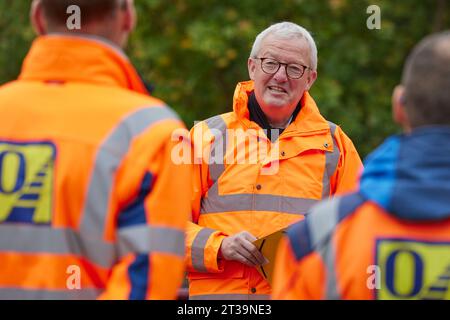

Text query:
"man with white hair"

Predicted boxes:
[[186, 21, 362, 300]]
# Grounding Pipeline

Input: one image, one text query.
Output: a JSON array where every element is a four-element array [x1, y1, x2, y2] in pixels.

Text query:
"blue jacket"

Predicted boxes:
[[360, 126, 450, 221]]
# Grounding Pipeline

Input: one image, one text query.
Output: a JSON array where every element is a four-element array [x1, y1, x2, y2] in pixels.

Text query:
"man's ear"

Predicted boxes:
[[248, 58, 256, 80], [30, 0, 47, 35], [392, 85, 411, 131], [122, 0, 137, 33], [305, 69, 317, 91]]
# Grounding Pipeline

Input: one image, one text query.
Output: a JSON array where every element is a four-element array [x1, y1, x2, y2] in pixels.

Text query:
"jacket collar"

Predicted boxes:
[[232, 81, 330, 136], [19, 34, 148, 95]]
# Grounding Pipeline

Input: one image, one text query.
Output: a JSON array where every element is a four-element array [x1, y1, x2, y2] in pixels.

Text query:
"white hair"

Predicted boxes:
[[249, 21, 318, 70]]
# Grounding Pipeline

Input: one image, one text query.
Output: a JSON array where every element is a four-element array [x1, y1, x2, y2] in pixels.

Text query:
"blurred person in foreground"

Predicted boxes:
[[0, 0, 191, 299], [273, 31, 450, 300], [186, 21, 362, 300]]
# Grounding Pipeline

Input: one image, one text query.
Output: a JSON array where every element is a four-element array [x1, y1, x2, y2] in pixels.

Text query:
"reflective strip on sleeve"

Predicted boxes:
[[301, 193, 366, 299], [307, 199, 341, 247], [307, 198, 341, 299], [0, 288, 102, 300], [191, 227, 216, 272], [118, 225, 185, 258], [322, 121, 340, 198], [318, 240, 340, 300]]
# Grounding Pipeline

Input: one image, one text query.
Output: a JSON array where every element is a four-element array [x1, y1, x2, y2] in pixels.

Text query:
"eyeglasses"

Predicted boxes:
[[255, 57, 310, 79]]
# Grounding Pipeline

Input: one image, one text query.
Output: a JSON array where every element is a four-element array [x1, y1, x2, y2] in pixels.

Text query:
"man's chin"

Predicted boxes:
[[263, 100, 289, 109]]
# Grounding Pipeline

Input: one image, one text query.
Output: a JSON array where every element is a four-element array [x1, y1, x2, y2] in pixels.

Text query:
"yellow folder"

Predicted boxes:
[[253, 228, 287, 285]]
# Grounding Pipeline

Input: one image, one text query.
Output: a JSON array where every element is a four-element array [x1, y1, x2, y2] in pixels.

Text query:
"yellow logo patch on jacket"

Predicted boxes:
[[0, 141, 56, 224], [376, 238, 450, 300]]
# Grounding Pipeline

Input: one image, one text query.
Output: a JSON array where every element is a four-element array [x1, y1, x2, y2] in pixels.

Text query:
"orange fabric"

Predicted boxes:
[[272, 239, 326, 300], [147, 254, 188, 300], [187, 81, 362, 298], [19, 35, 148, 94], [98, 254, 135, 300], [0, 35, 191, 299], [273, 202, 450, 299], [0, 252, 109, 290]]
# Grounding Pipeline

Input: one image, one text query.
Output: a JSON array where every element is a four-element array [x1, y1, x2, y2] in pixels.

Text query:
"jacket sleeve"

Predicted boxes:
[[100, 121, 192, 300], [272, 237, 326, 300], [185, 122, 227, 274], [330, 126, 363, 195]]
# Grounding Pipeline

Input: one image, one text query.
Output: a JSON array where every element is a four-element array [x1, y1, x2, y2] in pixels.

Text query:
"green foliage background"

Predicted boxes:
[[1, 0, 449, 157]]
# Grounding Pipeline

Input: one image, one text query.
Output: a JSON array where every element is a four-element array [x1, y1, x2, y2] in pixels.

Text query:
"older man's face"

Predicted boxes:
[[248, 34, 317, 123]]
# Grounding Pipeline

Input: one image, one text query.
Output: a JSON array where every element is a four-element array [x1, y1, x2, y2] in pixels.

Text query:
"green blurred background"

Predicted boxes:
[[1, 0, 449, 157]]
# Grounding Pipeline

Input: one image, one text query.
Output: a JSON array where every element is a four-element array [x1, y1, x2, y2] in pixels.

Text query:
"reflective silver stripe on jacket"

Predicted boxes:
[[201, 192, 317, 215], [307, 198, 342, 299], [0, 224, 114, 268], [0, 224, 185, 267], [204, 115, 228, 184], [118, 225, 185, 258], [191, 228, 216, 272], [321, 121, 340, 198]]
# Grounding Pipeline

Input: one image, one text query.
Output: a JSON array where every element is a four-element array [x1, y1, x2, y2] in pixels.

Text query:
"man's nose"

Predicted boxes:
[[273, 64, 288, 82]]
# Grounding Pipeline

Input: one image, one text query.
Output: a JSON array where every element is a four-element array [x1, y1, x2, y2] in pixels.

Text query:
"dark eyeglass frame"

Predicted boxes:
[[255, 57, 311, 79]]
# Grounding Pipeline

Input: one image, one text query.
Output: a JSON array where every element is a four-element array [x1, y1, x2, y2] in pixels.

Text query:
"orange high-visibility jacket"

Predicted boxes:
[[273, 129, 450, 300], [0, 35, 191, 300], [186, 81, 362, 300]]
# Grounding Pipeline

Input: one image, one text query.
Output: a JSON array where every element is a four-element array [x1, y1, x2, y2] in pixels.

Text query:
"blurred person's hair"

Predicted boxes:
[[402, 31, 450, 127], [249, 21, 318, 71], [41, 0, 126, 27]]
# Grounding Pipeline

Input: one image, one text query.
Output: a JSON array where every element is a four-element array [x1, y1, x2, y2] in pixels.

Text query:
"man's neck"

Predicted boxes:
[[268, 116, 293, 129], [248, 92, 302, 141]]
